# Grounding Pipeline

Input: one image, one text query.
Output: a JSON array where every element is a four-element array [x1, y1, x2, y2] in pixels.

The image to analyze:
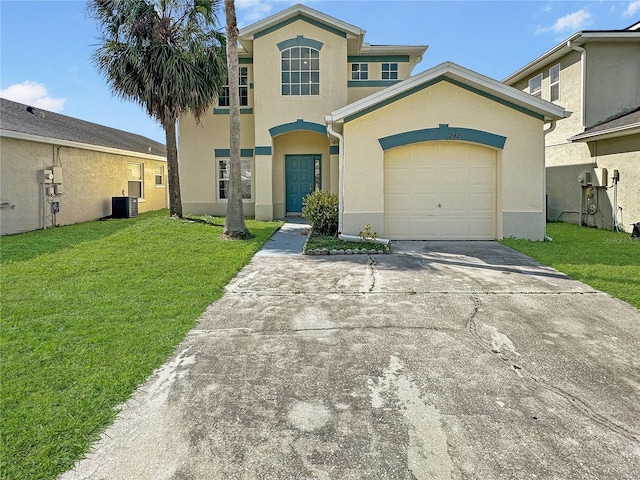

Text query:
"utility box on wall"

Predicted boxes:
[[112, 196, 138, 218]]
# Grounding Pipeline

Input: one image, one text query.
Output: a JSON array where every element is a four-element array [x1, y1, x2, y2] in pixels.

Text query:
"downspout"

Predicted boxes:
[[543, 120, 557, 241], [567, 40, 586, 129], [325, 116, 344, 234], [325, 115, 389, 246]]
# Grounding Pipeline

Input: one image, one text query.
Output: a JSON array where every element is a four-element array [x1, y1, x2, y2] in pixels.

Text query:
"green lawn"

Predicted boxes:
[[501, 222, 640, 309], [0, 211, 281, 480]]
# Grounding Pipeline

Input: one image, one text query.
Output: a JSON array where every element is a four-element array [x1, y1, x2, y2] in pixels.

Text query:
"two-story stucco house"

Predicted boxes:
[[179, 4, 565, 240], [504, 22, 640, 233]]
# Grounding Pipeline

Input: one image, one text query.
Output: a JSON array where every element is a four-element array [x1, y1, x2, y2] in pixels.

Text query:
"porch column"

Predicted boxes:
[[254, 146, 273, 221]]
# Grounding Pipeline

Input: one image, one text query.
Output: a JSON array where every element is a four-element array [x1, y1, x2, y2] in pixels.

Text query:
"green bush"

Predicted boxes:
[[302, 190, 339, 235]]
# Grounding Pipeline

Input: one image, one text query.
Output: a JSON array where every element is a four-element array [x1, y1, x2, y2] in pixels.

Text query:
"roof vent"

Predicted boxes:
[[26, 106, 35, 114]]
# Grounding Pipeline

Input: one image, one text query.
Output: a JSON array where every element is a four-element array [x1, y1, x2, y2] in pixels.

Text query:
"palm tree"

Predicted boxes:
[[223, 0, 249, 237], [89, 0, 226, 218]]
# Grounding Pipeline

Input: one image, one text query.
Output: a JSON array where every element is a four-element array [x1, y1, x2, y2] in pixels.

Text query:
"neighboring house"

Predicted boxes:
[[504, 22, 640, 233], [0, 98, 168, 235], [179, 4, 565, 240]]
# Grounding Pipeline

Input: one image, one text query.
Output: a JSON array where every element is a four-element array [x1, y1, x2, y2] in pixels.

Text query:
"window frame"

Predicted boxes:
[[529, 73, 542, 98], [281, 46, 320, 96], [351, 63, 368, 80], [155, 165, 165, 187], [549, 64, 560, 102], [217, 157, 253, 202], [218, 67, 249, 107], [127, 162, 143, 199], [381, 63, 398, 80]]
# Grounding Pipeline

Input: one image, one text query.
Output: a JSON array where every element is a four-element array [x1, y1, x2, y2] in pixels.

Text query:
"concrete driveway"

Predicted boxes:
[[61, 224, 640, 480]]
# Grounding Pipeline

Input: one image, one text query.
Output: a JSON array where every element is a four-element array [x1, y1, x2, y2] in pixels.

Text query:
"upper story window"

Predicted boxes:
[[549, 64, 560, 102], [529, 73, 542, 98], [351, 63, 368, 80], [282, 46, 320, 96], [382, 63, 398, 80], [219, 67, 249, 107]]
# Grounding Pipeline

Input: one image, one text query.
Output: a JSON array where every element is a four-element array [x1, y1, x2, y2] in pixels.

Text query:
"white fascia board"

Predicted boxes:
[[239, 4, 364, 39], [503, 31, 640, 85], [0, 130, 167, 161], [328, 61, 566, 123], [502, 32, 579, 85], [569, 123, 640, 142]]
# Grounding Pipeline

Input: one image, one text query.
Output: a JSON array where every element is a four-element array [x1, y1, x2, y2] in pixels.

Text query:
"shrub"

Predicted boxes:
[[302, 191, 339, 236]]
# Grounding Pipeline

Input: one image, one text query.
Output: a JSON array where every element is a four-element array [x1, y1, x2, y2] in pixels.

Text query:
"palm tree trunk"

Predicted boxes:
[[224, 0, 248, 236], [164, 119, 183, 218]]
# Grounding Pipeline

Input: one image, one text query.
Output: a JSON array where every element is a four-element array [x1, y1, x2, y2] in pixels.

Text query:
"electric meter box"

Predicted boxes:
[[52, 167, 63, 184], [39, 169, 54, 184]]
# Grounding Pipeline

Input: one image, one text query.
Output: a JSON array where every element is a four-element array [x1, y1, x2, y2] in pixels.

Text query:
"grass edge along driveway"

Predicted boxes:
[[501, 222, 639, 310], [1, 211, 281, 480]]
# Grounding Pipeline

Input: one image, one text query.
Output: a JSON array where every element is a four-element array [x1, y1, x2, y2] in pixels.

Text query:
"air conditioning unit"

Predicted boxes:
[[112, 196, 138, 218]]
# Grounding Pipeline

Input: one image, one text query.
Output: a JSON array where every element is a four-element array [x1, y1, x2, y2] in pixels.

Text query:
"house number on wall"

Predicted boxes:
[[448, 133, 461, 139]]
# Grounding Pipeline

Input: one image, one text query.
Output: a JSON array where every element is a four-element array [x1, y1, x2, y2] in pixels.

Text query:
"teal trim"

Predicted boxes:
[[277, 35, 324, 51], [345, 77, 544, 123], [239, 57, 253, 64], [444, 77, 544, 121], [255, 146, 272, 155], [347, 55, 410, 63], [214, 149, 255, 157], [254, 14, 347, 39], [213, 108, 254, 115], [269, 119, 327, 137], [348, 80, 401, 88], [378, 124, 507, 150], [330, 145, 339, 155]]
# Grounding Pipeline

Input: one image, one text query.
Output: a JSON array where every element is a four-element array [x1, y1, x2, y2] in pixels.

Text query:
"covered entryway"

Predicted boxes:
[[285, 154, 320, 214], [384, 142, 497, 240]]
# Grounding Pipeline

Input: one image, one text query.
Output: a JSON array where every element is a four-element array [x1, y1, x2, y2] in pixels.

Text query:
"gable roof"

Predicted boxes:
[[238, 4, 427, 67], [239, 3, 365, 54], [569, 107, 640, 142], [327, 62, 567, 125], [0, 98, 166, 159], [503, 26, 640, 85]]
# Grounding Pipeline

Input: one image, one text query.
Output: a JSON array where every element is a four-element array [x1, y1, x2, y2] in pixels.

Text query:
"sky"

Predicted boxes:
[[1, 0, 639, 144]]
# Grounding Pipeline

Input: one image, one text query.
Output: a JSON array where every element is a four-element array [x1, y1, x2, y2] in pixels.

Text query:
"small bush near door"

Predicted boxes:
[[302, 191, 338, 235]]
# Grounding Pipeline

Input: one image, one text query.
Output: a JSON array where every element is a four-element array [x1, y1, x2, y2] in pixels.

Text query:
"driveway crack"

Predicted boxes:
[[465, 294, 640, 444]]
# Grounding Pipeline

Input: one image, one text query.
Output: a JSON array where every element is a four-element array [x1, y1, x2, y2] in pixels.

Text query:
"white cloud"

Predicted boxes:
[[623, 0, 640, 17], [0, 81, 66, 112], [237, 0, 273, 23], [536, 9, 593, 35]]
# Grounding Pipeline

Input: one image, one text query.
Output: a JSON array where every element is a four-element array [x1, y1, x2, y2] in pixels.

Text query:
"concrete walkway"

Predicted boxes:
[[61, 223, 640, 479]]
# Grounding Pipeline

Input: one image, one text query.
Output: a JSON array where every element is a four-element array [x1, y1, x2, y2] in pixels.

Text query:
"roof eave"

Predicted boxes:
[[330, 62, 566, 124], [0, 129, 167, 161], [569, 123, 640, 142]]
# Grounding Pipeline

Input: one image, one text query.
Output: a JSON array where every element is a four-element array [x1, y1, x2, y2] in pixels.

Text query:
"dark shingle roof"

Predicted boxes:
[[0, 97, 166, 157], [569, 107, 640, 141]]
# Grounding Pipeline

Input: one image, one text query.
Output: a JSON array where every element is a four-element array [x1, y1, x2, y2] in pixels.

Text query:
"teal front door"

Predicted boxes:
[[285, 155, 315, 214]]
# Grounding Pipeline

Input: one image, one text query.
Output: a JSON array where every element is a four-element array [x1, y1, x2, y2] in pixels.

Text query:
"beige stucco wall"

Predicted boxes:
[[271, 131, 331, 218], [341, 80, 547, 240], [252, 21, 349, 146], [0, 136, 167, 235], [585, 44, 640, 128]]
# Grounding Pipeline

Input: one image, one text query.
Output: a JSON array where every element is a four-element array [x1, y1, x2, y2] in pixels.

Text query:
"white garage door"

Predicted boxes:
[[385, 142, 497, 240]]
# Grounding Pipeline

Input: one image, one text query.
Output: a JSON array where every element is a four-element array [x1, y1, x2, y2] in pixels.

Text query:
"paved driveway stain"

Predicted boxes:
[[61, 224, 640, 480]]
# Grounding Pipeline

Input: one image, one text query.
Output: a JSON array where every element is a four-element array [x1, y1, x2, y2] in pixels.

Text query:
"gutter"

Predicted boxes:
[[325, 115, 390, 246], [567, 40, 587, 129]]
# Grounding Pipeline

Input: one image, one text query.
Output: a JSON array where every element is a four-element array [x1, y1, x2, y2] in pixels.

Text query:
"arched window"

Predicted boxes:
[[281, 46, 320, 96]]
